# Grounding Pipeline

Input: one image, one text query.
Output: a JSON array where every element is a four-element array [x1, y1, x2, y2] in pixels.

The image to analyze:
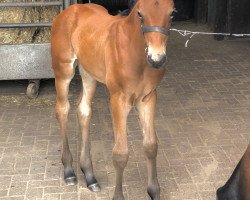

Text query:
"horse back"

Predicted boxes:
[[51, 4, 121, 82]]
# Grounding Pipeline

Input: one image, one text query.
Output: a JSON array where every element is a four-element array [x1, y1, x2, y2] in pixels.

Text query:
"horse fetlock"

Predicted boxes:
[[61, 150, 73, 166]]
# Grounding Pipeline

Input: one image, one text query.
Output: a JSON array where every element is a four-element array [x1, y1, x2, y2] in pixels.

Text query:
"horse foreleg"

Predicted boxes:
[[136, 90, 160, 200], [77, 67, 100, 192], [54, 64, 76, 185], [110, 93, 132, 200]]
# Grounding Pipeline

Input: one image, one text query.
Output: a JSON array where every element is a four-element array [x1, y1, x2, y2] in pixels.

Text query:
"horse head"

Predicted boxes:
[[134, 0, 175, 68]]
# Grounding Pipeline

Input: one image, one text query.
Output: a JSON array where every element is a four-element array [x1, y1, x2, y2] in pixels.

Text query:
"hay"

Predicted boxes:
[[0, 0, 60, 44], [0, 95, 55, 106]]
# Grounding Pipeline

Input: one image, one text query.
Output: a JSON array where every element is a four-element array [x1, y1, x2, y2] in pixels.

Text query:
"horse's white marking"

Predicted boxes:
[[79, 94, 90, 117], [61, 101, 70, 115], [147, 46, 166, 62], [78, 66, 92, 117], [70, 54, 77, 69], [64, 54, 77, 86]]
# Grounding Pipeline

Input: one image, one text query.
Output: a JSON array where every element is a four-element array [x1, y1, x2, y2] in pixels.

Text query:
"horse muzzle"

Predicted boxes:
[[147, 53, 167, 69]]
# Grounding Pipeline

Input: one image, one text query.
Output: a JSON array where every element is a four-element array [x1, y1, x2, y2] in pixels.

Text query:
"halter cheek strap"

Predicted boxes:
[[141, 26, 170, 36]]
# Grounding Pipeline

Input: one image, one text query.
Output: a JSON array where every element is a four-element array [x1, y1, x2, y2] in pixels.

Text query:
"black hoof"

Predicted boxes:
[[112, 195, 125, 200], [81, 168, 100, 192], [147, 187, 160, 200], [65, 176, 77, 185], [88, 182, 101, 192], [64, 168, 77, 185]]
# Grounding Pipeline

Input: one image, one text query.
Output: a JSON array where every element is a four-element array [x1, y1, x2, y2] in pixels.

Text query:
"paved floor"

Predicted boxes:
[[0, 21, 250, 200]]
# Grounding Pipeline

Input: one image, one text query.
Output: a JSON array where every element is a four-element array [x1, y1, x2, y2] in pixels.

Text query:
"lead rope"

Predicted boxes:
[[169, 28, 250, 48]]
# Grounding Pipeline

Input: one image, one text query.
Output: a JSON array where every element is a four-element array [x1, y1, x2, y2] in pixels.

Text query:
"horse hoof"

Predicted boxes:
[[65, 176, 77, 185], [88, 182, 101, 192], [147, 187, 160, 200], [112, 196, 125, 200]]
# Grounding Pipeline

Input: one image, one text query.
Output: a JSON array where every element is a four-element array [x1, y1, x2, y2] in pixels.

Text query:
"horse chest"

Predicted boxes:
[[118, 67, 165, 98]]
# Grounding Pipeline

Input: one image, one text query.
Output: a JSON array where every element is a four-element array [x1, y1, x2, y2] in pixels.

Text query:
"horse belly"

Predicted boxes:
[[77, 56, 106, 84]]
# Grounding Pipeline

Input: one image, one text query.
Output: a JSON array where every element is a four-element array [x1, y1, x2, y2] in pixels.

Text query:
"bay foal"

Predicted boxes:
[[51, 0, 174, 199]]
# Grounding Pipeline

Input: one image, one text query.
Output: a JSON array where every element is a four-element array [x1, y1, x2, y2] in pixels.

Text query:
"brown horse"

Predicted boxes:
[[51, 0, 174, 199], [217, 143, 250, 200]]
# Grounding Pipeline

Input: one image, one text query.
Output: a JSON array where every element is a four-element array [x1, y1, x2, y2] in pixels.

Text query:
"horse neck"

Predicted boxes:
[[122, 8, 146, 52]]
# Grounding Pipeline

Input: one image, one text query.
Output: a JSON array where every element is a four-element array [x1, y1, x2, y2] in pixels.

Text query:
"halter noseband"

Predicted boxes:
[[138, 11, 171, 36], [141, 26, 170, 36]]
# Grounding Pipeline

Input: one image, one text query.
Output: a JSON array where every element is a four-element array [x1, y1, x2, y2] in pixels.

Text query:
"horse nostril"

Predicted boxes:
[[147, 54, 167, 69]]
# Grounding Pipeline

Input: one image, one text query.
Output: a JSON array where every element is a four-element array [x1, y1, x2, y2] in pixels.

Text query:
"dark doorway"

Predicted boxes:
[[79, 0, 129, 13], [79, 0, 196, 21], [213, 0, 250, 35], [173, 0, 195, 21], [78, 0, 250, 35]]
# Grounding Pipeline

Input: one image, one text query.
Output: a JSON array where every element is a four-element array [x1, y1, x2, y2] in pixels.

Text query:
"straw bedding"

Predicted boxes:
[[0, 0, 60, 44]]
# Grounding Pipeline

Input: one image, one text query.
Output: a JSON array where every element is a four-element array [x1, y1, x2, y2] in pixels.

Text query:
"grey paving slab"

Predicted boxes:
[[0, 21, 250, 199]]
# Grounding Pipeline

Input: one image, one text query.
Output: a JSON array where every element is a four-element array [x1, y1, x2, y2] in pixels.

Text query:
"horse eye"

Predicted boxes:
[[137, 12, 143, 20], [170, 9, 177, 20]]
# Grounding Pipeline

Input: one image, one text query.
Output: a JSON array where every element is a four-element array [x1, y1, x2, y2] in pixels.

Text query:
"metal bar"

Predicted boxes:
[[0, 1, 62, 7], [71, 0, 77, 5], [0, 23, 52, 28], [0, 43, 54, 80], [63, 0, 71, 9], [60, 0, 64, 11]]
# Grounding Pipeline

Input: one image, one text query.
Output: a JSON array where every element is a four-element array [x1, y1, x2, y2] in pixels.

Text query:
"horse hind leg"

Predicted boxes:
[[77, 66, 100, 192], [54, 61, 77, 185]]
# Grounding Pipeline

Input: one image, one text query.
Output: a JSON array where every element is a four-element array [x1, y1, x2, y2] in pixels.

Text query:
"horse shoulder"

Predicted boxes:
[[68, 11, 123, 84]]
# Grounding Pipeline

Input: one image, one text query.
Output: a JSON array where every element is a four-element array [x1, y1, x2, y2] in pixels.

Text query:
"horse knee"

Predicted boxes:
[[112, 145, 129, 169], [143, 140, 158, 159], [56, 100, 70, 117]]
